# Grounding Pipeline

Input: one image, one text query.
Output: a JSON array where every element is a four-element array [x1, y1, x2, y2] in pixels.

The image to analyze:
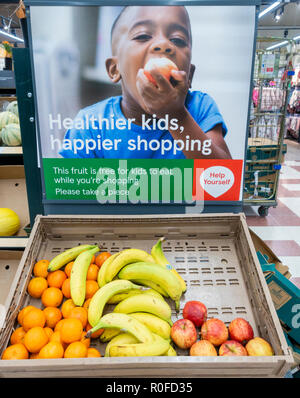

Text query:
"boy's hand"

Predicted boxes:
[[136, 67, 189, 119]]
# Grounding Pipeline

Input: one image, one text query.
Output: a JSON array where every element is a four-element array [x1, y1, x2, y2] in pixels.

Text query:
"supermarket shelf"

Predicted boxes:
[[0, 237, 28, 249], [0, 147, 22, 155]]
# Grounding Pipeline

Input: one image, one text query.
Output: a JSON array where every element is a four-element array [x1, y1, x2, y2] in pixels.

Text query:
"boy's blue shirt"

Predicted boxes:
[[59, 90, 227, 159]]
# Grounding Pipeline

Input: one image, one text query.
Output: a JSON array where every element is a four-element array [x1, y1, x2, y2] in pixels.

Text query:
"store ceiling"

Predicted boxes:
[[0, 1, 299, 44]]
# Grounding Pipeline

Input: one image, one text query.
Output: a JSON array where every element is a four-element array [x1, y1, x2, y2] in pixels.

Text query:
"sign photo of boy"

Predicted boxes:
[[58, 6, 232, 160]]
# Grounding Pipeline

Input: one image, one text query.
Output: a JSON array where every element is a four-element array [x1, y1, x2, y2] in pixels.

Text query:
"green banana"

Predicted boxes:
[[85, 313, 154, 343], [107, 289, 143, 304], [104, 248, 155, 284], [113, 292, 172, 325], [151, 237, 186, 293], [70, 246, 99, 306], [129, 312, 171, 340], [118, 262, 182, 311], [133, 279, 169, 297], [48, 244, 98, 272], [88, 280, 143, 327], [105, 333, 138, 357], [97, 253, 120, 287], [109, 332, 170, 357]]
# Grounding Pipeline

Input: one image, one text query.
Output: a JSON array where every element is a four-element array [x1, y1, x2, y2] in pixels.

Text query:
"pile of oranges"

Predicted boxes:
[[1, 251, 111, 360]]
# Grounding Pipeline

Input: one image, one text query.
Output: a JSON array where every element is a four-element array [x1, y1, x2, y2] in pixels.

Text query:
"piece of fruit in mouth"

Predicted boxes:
[[144, 57, 178, 86]]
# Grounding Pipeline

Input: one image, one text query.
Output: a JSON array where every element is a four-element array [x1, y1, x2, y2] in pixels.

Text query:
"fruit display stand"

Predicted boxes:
[[0, 165, 30, 244], [0, 213, 294, 378]]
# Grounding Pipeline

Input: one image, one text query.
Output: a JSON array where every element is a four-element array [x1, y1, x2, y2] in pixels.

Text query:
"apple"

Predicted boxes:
[[228, 318, 254, 345], [200, 318, 228, 346], [245, 337, 274, 356], [219, 340, 248, 356], [144, 57, 178, 86], [170, 319, 197, 349], [183, 301, 207, 327], [189, 340, 217, 356]]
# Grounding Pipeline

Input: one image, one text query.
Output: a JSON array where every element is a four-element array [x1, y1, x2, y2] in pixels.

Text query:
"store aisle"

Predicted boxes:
[[244, 139, 300, 287]]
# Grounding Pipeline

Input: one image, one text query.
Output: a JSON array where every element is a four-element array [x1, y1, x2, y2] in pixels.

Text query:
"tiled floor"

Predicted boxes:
[[243, 139, 300, 288]]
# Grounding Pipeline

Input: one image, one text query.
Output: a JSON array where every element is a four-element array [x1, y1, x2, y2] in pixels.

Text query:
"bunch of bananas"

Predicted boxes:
[[47, 238, 186, 357]]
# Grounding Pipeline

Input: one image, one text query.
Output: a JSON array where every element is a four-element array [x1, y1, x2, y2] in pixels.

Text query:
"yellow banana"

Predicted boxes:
[[166, 345, 177, 356], [129, 312, 171, 340], [85, 313, 153, 343], [100, 311, 171, 342], [105, 248, 155, 284], [107, 289, 143, 304], [105, 333, 138, 357], [151, 237, 186, 293], [88, 280, 143, 327], [118, 262, 182, 311], [109, 332, 170, 357], [113, 292, 172, 325], [48, 244, 98, 272], [70, 246, 99, 306], [100, 328, 120, 342], [97, 253, 119, 287], [142, 288, 166, 301], [133, 279, 169, 297]]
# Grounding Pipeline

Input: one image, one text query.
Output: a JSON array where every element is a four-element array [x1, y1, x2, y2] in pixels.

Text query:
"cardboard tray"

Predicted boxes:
[[0, 214, 295, 378], [0, 165, 30, 237]]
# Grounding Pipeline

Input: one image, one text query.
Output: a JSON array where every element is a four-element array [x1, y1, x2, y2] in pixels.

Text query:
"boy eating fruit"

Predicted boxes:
[[59, 6, 231, 159]]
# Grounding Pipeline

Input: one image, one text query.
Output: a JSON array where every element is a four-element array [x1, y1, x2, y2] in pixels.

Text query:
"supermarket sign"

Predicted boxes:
[[27, 2, 256, 206]]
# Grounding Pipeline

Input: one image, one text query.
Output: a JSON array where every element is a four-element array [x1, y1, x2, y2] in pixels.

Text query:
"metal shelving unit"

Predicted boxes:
[[243, 37, 296, 216]]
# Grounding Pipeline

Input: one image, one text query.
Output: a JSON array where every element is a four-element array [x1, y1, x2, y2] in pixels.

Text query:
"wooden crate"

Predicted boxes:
[[0, 214, 295, 378]]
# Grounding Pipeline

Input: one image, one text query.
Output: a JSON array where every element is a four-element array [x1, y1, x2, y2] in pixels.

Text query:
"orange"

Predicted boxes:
[[43, 307, 62, 328], [95, 252, 111, 268], [67, 307, 88, 328], [64, 341, 87, 358], [50, 330, 68, 350], [62, 278, 71, 298], [60, 318, 83, 344], [83, 298, 92, 311], [64, 262, 73, 278], [10, 327, 26, 345], [41, 287, 63, 307], [22, 308, 46, 331], [33, 259, 49, 278], [80, 331, 90, 348], [47, 270, 67, 289], [54, 319, 66, 332], [1, 343, 29, 360], [17, 305, 36, 326], [86, 264, 99, 281], [85, 280, 99, 299], [27, 277, 48, 299], [86, 347, 101, 358], [61, 299, 76, 318], [24, 326, 49, 353], [86, 322, 104, 339], [44, 327, 54, 339], [91, 255, 96, 264], [39, 341, 64, 359]]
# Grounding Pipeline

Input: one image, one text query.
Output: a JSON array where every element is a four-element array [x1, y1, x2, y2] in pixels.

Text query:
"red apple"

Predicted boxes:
[[183, 301, 207, 327], [170, 319, 197, 349], [144, 57, 178, 86], [245, 337, 274, 356], [228, 318, 254, 345], [190, 340, 217, 356], [200, 318, 228, 346], [219, 340, 248, 356]]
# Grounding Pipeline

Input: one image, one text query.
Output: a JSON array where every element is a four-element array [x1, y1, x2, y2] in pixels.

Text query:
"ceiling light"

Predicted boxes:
[[259, 1, 281, 19], [0, 29, 24, 42], [266, 40, 289, 50], [293, 35, 300, 41]]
